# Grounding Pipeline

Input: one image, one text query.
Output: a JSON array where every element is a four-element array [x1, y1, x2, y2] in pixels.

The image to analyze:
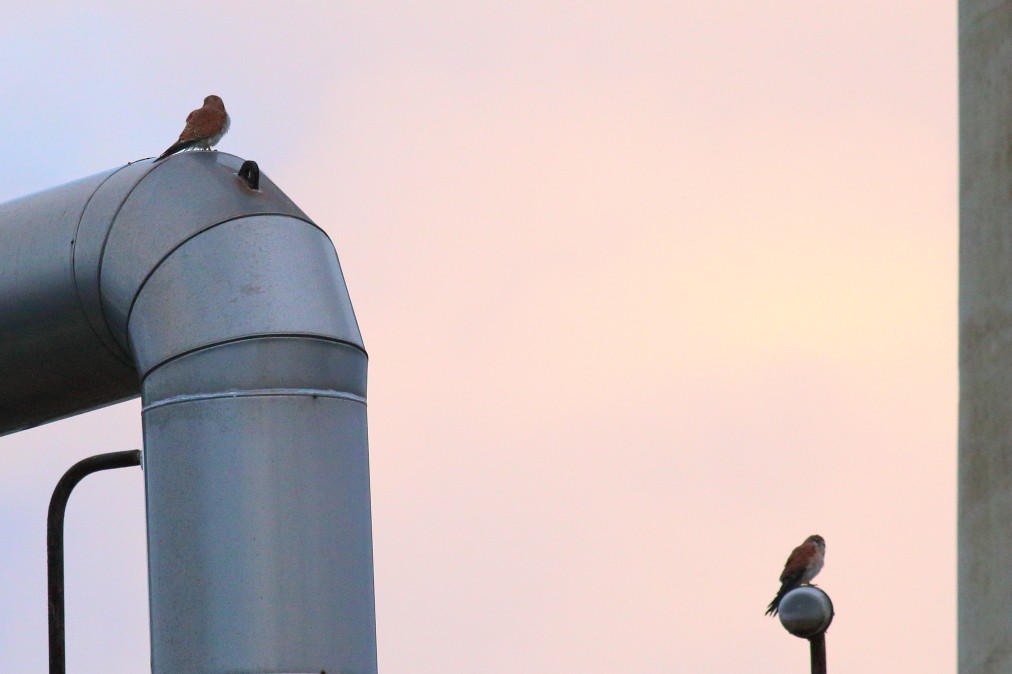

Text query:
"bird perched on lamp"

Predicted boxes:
[[156, 95, 230, 161], [765, 534, 825, 617]]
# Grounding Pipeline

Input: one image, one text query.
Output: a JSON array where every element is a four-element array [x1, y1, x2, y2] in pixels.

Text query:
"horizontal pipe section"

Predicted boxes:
[[0, 170, 138, 433]]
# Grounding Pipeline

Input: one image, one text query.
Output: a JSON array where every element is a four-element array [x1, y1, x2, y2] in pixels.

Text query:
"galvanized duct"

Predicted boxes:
[[0, 152, 377, 673]]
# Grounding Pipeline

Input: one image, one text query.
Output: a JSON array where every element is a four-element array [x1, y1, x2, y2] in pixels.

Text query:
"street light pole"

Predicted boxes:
[[776, 586, 834, 674]]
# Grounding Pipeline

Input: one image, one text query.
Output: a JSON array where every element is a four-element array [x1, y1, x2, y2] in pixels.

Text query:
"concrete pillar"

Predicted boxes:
[[959, 2, 1012, 672]]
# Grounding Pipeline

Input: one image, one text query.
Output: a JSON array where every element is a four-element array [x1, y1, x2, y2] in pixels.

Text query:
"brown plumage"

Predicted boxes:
[[156, 95, 230, 161], [765, 534, 826, 617]]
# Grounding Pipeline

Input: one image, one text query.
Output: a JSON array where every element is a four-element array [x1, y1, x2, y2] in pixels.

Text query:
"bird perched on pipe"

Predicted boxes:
[[155, 95, 230, 161], [765, 534, 825, 617]]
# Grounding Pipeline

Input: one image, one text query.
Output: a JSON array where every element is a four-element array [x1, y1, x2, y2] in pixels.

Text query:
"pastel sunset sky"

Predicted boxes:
[[0, 3, 955, 672]]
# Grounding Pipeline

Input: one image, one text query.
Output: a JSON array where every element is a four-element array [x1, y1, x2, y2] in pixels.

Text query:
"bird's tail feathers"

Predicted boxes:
[[155, 138, 201, 161], [765, 586, 788, 617]]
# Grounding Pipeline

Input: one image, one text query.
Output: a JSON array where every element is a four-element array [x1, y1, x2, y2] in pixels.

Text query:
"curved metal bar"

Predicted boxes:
[[47, 450, 142, 674]]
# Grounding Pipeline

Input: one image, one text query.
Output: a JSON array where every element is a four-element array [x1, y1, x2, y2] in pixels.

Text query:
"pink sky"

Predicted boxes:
[[0, 3, 955, 672]]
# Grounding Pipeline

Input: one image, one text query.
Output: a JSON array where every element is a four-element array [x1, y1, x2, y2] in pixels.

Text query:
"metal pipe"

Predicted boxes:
[[0, 170, 139, 434], [47, 450, 142, 674], [0, 152, 377, 673], [809, 634, 826, 674], [959, 2, 1012, 672]]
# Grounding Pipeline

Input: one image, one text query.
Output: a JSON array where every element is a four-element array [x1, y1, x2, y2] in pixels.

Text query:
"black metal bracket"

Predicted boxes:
[[238, 160, 260, 190], [47, 450, 142, 674]]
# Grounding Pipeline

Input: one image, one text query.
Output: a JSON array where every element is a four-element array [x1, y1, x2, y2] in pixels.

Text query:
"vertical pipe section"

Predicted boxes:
[[131, 215, 376, 673], [959, 2, 1012, 672]]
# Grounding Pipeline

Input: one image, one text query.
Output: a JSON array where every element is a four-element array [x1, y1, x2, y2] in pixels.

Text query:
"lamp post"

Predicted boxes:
[[777, 586, 834, 674]]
